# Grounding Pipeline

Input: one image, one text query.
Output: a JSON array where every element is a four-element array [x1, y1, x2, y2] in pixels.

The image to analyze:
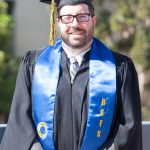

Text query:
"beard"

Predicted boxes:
[[61, 27, 93, 49]]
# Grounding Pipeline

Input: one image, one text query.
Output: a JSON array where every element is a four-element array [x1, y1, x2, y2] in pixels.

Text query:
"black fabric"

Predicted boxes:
[[54, 50, 73, 150], [40, 0, 93, 8], [71, 51, 89, 150], [54, 50, 89, 150], [0, 48, 142, 150], [112, 52, 142, 150]]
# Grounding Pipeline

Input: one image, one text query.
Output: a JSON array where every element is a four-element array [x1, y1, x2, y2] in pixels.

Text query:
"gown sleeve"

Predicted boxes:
[[0, 51, 37, 150], [112, 54, 142, 150]]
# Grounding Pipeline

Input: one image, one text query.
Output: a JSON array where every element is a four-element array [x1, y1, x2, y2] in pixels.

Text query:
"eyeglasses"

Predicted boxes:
[[59, 13, 91, 24]]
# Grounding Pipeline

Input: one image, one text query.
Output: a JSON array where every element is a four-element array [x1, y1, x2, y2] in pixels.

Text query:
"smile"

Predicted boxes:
[[69, 31, 84, 35]]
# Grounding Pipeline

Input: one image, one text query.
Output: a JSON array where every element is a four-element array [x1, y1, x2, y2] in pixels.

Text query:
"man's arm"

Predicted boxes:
[[100, 56, 142, 150], [0, 51, 37, 150], [112, 58, 142, 150]]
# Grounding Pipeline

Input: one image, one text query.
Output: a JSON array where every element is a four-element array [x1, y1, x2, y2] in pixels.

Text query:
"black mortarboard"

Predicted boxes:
[[40, 0, 93, 9], [40, 0, 93, 45]]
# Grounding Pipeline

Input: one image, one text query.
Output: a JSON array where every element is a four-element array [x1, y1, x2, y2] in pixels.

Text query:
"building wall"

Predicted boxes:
[[13, 0, 51, 56]]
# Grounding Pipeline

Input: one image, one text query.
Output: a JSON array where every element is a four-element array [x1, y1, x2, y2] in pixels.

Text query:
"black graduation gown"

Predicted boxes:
[[54, 50, 89, 150], [0, 48, 142, 150]]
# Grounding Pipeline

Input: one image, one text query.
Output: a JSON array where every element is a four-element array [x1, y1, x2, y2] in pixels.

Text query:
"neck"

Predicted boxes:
[[62, 40, 93, 57]]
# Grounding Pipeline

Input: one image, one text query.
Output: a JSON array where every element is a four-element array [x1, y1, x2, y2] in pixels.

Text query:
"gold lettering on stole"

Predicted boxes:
[[101, 98, 106, 106], [100, 109, 104, 116], [97, 130, 101, 138], [97, 98, 107, 138], [99, 120, 103, 127]]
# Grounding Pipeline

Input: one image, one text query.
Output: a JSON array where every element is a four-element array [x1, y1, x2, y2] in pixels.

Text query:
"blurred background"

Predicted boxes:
[[0, 0, 150, 123]]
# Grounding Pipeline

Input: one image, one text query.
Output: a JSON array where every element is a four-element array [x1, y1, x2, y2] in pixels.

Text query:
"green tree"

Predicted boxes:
[[0, 0, 14, 52], [94, 0, 150, 69], [0, 0, 20, 123]]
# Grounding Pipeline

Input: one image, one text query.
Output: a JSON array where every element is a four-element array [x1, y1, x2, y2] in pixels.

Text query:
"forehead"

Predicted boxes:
[[59, 4, 89, 15]]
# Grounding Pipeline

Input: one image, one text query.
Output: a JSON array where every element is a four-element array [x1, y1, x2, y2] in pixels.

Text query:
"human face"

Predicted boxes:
[[57, 4, 96, 50]]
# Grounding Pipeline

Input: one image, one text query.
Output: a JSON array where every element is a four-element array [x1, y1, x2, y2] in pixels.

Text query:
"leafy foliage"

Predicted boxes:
[[94, 0, 150, 70], [0, 0, 20, 122], [0, 0, 14, 52]]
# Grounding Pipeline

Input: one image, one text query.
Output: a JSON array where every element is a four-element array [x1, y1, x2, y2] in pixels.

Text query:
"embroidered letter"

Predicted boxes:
[[100, 109, 104, 116], [101, 98, 106, 106], [99, 120, 103, 127], [97, 130, 101, 138]]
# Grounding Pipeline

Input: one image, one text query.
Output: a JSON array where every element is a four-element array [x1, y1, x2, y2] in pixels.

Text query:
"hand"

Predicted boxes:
[[31, 142, 43, 150]]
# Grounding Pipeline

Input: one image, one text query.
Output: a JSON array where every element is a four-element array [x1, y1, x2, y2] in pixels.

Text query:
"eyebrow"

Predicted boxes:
[[59, 12, 90, 16]]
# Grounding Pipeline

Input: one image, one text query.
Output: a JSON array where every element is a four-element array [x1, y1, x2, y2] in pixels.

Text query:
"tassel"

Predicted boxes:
[[49, 0, 56, 45]]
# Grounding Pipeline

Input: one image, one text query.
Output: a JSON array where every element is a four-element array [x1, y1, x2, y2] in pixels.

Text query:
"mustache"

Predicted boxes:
[[67, 27, 86, 33]]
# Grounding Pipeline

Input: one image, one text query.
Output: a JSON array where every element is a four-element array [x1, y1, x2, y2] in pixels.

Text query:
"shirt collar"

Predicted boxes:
[[62, 44, 91, 66], [75, 48, 90, 66]]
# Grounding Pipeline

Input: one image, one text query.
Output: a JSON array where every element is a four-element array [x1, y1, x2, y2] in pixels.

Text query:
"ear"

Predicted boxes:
[[57, 17, 61, 26], [92, 16, 96, 26]]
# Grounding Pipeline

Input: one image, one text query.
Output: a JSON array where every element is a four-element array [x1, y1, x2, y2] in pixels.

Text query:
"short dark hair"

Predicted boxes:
[[57, 2, 95, 17]]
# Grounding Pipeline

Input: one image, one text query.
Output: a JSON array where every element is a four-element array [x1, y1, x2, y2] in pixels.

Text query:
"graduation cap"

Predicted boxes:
[[40, 0, 93, 8], [40, 0, 94, 45]]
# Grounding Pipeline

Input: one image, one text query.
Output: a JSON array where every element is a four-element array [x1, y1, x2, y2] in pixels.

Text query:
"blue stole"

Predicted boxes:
[[33, 38, 116, 150]]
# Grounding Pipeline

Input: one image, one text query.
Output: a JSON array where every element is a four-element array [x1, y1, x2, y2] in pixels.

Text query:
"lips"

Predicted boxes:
[[70, 31, 83, 35]]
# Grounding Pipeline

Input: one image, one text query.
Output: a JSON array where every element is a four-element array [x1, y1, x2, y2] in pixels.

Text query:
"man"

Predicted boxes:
[[1, 0, 142, 150]]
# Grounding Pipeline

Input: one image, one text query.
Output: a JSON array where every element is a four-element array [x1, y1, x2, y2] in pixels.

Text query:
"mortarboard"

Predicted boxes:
[[40, 0, 93, 9], [40, 0, 93, 45]]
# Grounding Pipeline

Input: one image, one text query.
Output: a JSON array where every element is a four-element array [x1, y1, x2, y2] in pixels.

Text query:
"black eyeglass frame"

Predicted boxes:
[[59, 13, 91, 24]]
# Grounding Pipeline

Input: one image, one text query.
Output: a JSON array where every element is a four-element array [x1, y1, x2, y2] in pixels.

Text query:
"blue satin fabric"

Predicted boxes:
[[80, 38, 116, 150], [33, 39, 62, 150], [33, 38, 116, 150]]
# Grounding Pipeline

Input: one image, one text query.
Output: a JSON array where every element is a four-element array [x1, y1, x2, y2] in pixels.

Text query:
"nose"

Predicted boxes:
[[70, 17, 80, 27]]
